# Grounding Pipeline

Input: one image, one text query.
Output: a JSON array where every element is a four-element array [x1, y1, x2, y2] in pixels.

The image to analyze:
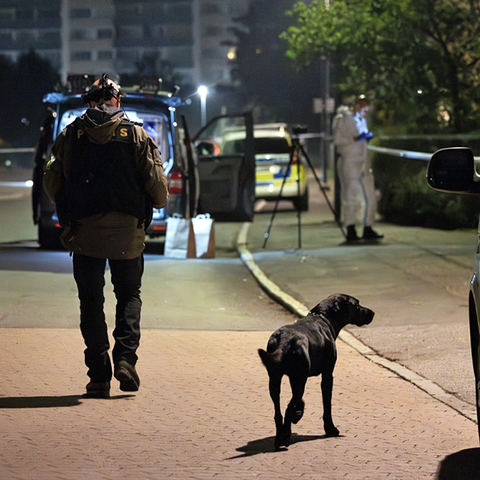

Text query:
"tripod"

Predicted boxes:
[[262, 137, 346, 248]]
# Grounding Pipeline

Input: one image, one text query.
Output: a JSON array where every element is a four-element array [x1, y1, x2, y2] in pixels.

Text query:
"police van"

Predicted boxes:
[[32, 75, 255, 249]]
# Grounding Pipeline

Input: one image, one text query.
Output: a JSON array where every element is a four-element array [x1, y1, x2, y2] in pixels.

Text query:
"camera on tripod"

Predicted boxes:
[[263, 122, 346, 248], [292, 125, 308, 138]]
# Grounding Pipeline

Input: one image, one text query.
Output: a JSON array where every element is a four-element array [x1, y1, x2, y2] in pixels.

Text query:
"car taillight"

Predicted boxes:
[[168, 171, 183, 194]]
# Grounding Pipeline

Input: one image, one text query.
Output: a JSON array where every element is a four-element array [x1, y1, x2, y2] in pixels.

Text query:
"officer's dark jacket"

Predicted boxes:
[[59, 118, 146, 226]]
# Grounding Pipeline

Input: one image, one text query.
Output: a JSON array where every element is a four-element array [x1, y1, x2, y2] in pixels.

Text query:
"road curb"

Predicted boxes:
[[237, 221, 478, 425]]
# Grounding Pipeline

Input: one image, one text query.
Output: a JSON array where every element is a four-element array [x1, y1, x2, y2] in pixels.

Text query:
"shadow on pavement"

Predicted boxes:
[[226, 433, 330, 459], [436, 448, 480, 479], [0, 395, 83, 408], [0, 394, 135, 408], [0, 243, 72, 273]]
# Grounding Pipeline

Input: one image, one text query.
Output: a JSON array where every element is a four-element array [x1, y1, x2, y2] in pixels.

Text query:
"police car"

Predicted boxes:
[[195, 123, 309, 211]]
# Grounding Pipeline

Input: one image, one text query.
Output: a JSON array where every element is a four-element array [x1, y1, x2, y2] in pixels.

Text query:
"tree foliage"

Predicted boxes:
[[282, 0, 480, 133], [0, 49, 59, 147]]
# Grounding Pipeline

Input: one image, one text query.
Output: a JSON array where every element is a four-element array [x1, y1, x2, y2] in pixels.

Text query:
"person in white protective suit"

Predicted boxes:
[[332, 96, 383, 242]]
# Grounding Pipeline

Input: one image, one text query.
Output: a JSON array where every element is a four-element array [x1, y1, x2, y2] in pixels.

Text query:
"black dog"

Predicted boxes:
[[258, 293, 374, 450]]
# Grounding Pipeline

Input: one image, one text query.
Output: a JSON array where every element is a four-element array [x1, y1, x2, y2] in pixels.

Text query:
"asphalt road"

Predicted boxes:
[[0, 192, 296, 335]]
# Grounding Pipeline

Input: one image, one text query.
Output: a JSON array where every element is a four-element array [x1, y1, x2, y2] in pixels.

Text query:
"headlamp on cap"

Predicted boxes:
[[82, 73, 126, 104]]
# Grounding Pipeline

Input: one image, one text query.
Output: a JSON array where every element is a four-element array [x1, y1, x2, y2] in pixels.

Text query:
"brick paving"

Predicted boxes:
[[0, 328, 477, 479]]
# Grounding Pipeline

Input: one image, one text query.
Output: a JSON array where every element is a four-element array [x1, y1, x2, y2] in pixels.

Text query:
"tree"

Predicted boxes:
[[0, 49, 58, 146], [282, 0, 480, 133], [0, 55, 15, 145]]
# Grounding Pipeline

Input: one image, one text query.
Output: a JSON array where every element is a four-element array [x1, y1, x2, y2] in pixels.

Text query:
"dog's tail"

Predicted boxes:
[[258, 348, 281, 372]]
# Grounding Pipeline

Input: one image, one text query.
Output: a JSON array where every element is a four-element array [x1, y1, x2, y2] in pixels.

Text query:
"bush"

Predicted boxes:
[[371, 138, 480, 229]]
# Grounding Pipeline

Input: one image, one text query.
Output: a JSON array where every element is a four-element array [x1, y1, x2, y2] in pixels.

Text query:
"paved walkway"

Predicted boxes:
[[0, 329, 478, 479]]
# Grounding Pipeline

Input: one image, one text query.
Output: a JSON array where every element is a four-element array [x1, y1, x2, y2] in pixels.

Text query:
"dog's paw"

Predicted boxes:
[[274, 437, 282, 451], [274, 432, 291, 451], [324, 425, 340, 437], [291, 400, 305, 424]]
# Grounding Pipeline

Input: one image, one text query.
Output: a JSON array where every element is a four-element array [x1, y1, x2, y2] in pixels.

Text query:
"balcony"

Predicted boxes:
[[115, 10, 192, 25], [0, 18, 61, 29], [115, 35, 192, 48], [0, 38, 61, 51]]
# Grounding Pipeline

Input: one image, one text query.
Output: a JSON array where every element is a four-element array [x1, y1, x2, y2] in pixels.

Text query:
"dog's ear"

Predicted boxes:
[[310, 294, 343, 316], [332, 294, 361, 318], [336, 293, 359, 304]]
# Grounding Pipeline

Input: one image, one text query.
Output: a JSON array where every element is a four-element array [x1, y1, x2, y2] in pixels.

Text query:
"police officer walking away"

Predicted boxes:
[[43, 74, 169, 398]]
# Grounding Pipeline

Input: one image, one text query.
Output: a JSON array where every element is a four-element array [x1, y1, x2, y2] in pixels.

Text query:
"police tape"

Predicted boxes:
[[368, 144, 480, 163]]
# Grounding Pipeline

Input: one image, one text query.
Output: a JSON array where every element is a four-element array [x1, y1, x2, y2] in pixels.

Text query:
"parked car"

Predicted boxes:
[[427, 146, 480, 440], [195, 122, 309, 211], [32, 75, 255, 248]]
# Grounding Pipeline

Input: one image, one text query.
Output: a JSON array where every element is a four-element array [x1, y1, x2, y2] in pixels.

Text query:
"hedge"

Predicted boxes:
[[370, 137, 480, 230]]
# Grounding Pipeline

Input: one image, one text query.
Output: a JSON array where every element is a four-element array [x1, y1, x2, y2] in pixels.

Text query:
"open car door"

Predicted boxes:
[[192, 112, 255, 222]]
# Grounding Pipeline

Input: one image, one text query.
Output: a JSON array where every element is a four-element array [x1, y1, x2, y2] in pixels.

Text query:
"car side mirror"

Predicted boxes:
[[427, 147, 480, 194]]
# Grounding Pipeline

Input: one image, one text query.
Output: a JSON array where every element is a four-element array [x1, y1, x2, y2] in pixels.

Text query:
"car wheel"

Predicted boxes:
[[469, 294, 480, 442], [293, 187, 309, 211]]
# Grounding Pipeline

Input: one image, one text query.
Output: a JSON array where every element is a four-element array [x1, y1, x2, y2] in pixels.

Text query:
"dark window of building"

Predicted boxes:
[[163, 25, 191, 43], [71, 51, 91, 61], [17, 31, 36, 43], [149, 25, 164, 41], [201, 3, 223, 14], [71, 29, 89, 41], [116, 49, 136, 62], [203, 26, 223, 37], [0, 9, 14, 21], [0, 32, 13, 43], [16, 9, 34, 20], [98, 50, 113, 60], [117, 25, 143, 39], [98, 29, 112, 39], [70, 8, 91, 19], [168, 5, 191, 17], [38, 9, 60, 19], [39, 30, 60, 43]]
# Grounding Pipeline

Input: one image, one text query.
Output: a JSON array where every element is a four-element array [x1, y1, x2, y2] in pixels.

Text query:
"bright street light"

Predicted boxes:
[[197, 85, 208, 126]]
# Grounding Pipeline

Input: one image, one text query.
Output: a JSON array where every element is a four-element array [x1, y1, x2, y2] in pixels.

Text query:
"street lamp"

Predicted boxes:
[[197, 85, 208, 126]]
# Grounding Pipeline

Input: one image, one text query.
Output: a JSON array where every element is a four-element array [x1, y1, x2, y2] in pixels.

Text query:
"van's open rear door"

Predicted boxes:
[[192, 112, 255, 222]]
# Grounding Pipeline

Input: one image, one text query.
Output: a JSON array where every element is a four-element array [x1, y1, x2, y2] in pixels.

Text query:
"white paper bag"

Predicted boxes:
[[191, 214, 215, 258], [164, 214, 196, 258]]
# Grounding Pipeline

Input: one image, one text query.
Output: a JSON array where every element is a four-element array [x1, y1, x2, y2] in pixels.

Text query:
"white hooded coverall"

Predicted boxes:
[[332, 109, 377, 228]]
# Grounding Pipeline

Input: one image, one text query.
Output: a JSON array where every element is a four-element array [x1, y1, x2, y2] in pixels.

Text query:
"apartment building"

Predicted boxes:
[[0, 1, 62, 68], [0, 0, 249, 87]]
